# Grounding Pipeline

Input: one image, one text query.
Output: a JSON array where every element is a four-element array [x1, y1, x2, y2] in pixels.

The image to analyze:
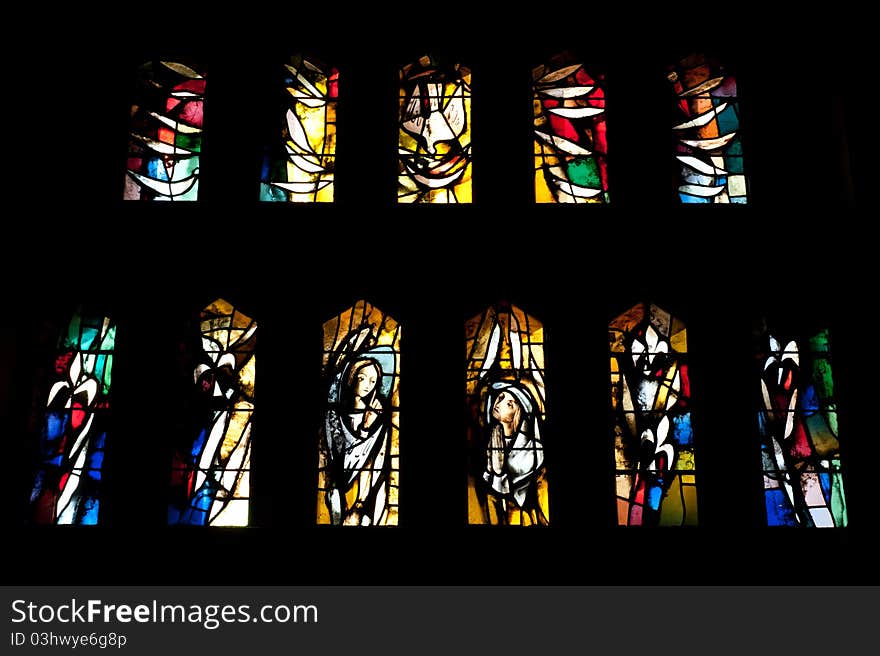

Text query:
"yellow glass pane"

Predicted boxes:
[[676, 449, 696, 472], [238, 356, 255, 398], [534, 165, 555, 203], [220, 408, 251, 461], [316, 496, 330, 524], [536, 475, 550, 521], [609, 329, 627, 353], [467, 481, 483, 524], [654, 362, 679, 410], [614, 428, 631, 469], [682, 484, 698, 525], [670, 328, 687, 353], [205, 298, 234, 318], [659, 477, 684, 525]]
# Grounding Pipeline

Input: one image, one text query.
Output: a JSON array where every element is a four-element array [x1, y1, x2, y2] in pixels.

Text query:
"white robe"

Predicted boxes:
[[483, 426, 544, 508]]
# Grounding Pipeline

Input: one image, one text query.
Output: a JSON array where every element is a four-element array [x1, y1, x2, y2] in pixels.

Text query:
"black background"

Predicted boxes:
[[3, 8, 871, 586]]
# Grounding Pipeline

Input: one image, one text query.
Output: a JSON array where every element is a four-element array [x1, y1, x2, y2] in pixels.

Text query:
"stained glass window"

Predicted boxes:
[[168, 299, 255, 527], [30, 309, 115, 525], [668, 53, 747, 203], [755, 325, 848, 527], [124, 60, 205, 201], [533, 51, 609, 203], [260, 54, 338, 202], [318, 300, 400, 526], [610, 303, 697, 526], [465, 303, 549, 525], [398, 54, 472, 203]]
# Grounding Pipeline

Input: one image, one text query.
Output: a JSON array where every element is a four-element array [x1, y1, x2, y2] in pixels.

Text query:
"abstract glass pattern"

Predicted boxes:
[[755, 326, 848, 527], [30, 309, 115, 525], [466, 304, 548, 525], [260, 54, 338, 202], [668, 53, 747, 203], [168, 299, 255, 527], [610, 303, 697, 526], [318, 301, 400, 526], [533, 51, 609, 203], [398, 54, 472, 203], [124, 60, 205, 201]]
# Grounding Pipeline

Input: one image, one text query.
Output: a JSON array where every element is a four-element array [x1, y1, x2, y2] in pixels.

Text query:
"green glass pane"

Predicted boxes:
[[812, 358, 834, 400], [94, 355, 106, 387], [176, 133, 201, 151], [805, 413, 838, 455], [566, 157, 601, 188], [716, 102, 740, 134], [64, 311, 83, 349], [809, 329, 831, 353], [725, 137, 742, 156], [101, 326, 117, 351], [827, 408, 838, 436], [726, 156, 744, 174], [830, 469, 848, 527]]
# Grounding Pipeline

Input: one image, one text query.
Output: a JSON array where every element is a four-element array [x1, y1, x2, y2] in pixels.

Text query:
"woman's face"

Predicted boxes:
[[491, 391, 520, 425], [354, 364, 379, 400]]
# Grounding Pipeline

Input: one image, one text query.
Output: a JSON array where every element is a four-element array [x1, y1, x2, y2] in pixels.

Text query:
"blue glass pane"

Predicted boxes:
[[819, 472, 832, 502], [80, 499, 99, 525], [673, 414, 693, 446], [46, 411, 67, 440], [680, 193, 710, 204], [647, 486, 662, 511], [765, 488, 797, 526], [801, 384, 820, 414]]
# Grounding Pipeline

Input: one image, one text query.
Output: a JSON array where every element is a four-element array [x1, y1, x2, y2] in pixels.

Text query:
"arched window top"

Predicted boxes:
[[318, 300, 400, 526], [124, 59, 205, 202], [261, 54, 338, 202], [609, 301, 696, 526], [168, 298, 256, 527], [398, 54, 472, 203], [532, 50, 609, 203], [609, 301, 687, 354], [465, 303, 549, 526], [198, 298, 258, 357], [668, 52, 747, 204]]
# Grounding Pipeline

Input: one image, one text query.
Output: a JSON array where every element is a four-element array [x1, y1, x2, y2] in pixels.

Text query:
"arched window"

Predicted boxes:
[[124, 60, 205, 201], [318, 300, 400, 526], [532, 51, 609, 203], [609, 302, 697, 526], [30, 308, 116, 524], [398, 54, 472, 203], [168, 299, 256, 526], [260, 54, 338, 202], [667, 53, 747, 203], [755, 325, 848, 527], [465, 303, 549, 525]]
